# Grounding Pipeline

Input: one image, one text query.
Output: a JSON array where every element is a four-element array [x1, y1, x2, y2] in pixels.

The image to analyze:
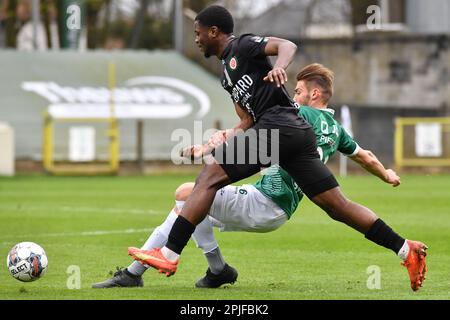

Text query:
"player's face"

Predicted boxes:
[[293, 81, 311, 105], [194, 21, 213, 58]]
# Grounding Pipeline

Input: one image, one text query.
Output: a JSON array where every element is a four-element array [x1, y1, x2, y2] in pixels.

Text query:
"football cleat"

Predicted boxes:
[[195, 264, 238, 288], [401, 240, 428, 291], [92, 267, 143, 288], [128, 247, 178, 277]]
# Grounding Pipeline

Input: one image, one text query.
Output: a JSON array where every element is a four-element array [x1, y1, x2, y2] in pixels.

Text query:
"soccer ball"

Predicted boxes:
[[6, 242, 48, 282]]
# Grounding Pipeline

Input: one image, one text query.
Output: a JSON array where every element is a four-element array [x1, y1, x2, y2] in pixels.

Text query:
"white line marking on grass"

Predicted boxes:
[[0, 228, 155, 242], [0, 204, 163, 215], [43, 227, 155, 237], [60, 206, 161, 215]]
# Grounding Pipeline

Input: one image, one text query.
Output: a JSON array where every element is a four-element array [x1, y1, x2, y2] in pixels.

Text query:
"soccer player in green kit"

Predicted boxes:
[[94, 63, 426, 291]]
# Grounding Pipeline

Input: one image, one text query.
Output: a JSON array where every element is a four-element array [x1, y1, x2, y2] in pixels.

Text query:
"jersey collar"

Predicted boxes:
[[302, 105, 336, 115], [220, 36, 236, 60], [319, 108, 335, 115]]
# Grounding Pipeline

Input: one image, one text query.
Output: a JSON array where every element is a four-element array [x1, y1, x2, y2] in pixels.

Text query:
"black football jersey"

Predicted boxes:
[[220, 34, 310, 129]]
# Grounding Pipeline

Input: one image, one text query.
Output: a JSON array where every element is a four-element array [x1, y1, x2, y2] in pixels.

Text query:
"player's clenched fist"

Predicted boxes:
[[385, 169, 401, 187]]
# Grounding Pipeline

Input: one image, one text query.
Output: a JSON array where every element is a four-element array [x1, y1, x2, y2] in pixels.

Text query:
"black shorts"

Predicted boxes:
[[212, 122, 338, 198]]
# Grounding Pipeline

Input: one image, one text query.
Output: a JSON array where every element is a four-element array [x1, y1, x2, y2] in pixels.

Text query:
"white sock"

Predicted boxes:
[[161, 246, 179, 262], [127, 209, 178, 276], [159, 200, 185, 262], [192, 217, 218, 254], [397, 240, 409, 261], [142, 211, 178, 249]]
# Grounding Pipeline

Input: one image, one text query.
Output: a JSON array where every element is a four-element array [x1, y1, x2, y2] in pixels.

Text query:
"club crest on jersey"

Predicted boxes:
[[229, 57, 238, 70]]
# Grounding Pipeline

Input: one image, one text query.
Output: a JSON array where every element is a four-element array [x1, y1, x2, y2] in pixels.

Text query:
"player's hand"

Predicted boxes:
[[207, 129, 233, 149], [263, 67, 288, 87], [208, 130, 227, 148], [385, 169, 401, 187], [180, 145, 209, 160]]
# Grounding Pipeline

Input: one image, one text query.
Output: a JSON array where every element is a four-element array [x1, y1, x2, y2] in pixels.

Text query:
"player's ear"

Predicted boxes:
[[311, 88, 320, 101], [208, 26, 219, 38]]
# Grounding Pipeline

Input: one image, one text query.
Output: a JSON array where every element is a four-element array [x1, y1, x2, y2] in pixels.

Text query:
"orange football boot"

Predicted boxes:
[[401, 240, 428, 291], [128, 247, 178, 277]]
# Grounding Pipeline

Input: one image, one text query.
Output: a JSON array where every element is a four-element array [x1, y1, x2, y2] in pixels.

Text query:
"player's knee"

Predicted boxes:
[[175, 182, 195, 201], [195, 164, 230, 191]]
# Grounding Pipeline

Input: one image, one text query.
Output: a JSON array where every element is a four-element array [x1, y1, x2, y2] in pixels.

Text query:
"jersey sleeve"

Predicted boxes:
[[236, 34, 269, 59], [338, 127, 359, 156]]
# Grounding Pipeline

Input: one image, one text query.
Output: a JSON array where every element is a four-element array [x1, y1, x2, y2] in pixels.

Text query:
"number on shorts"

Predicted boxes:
[[239, 188, 248, 195]]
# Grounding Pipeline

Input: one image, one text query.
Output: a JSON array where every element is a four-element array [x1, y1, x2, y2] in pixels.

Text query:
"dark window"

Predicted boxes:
[[389, 61, 411, 83]]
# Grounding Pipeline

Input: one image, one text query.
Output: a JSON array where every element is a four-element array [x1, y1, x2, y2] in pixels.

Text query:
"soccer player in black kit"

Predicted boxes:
[[129, 5, 428, 291]]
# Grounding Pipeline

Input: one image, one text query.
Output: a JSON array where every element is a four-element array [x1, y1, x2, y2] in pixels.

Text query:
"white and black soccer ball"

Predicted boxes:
[[7, 242, 48, 282]]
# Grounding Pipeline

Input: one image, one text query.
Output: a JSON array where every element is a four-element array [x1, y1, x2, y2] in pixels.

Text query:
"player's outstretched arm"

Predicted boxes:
[[350, 148, 401, 187], [207, 102, 253, 147], [263, 37, 297, 87], [180, 103, 253, 160]]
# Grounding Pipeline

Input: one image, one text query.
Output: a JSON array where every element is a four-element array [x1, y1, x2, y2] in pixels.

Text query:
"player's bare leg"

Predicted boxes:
[[310, 187, 377, 233], [179, 163, 231, 224], [129, 162, 231, 276], [311, 187, 428, 291]]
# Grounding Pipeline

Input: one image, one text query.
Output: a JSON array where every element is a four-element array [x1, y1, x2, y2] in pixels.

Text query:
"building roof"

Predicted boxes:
[[235, 0, 351, 39]]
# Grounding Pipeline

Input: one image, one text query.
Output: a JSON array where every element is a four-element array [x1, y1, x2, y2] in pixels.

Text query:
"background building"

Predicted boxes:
[[0, 0, 449, 170]]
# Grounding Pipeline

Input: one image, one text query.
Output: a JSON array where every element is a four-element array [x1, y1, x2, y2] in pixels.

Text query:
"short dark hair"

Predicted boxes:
[[195, 5, 234, 34]]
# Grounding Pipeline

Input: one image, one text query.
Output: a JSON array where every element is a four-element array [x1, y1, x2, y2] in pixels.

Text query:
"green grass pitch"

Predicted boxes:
[[0, 173, 449, 300]]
